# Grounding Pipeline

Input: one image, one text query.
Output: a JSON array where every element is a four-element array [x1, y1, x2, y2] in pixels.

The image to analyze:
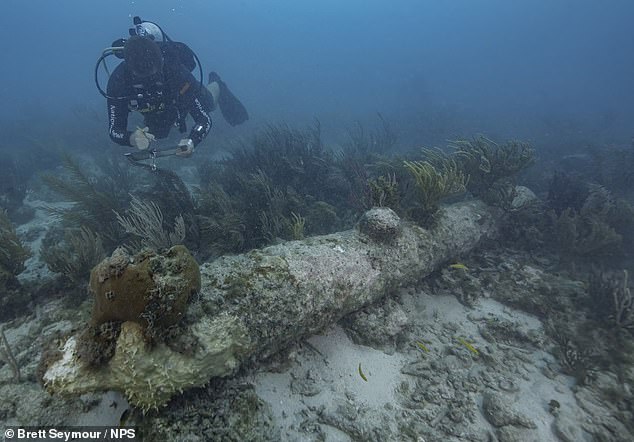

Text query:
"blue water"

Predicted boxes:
[[1, 0, 633, 145]]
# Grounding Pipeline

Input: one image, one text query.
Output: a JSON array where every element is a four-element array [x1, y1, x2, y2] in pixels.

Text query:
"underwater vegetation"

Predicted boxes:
[[115, 194, 186, 252], [543, 266, 634, 391], [0, 325, 21, 381], [39, 123, 537, 271], [393, 136, 533, 228], [0, 140, 61, 223], [345, 114, 398, 156], [35, 123, 541, 306], [194, 121, 534, 256], [0, 158, 32, 223], [194, 119, 402, 257], [367, 173, 400, 210], [40, 226, 106, 286], [40, 153, 198, 289], [549, 182, 634, 264], [0, 209, 30, 316], [138, 168, 200, 251], [499, 197, 549, 251], [547, 171, 590, 216], [531, 144, 634, 262], [338, 116, 403, 213], [501, 166, 634, 267], [494, 152, 634, 387], [0, 209, 29, 283], [201, 122, 333, 201], [552, 206, 621, 261], [35, 118, 540, 278], [589, 268, 633, 333], [587, 144, 634, 199], [453, 136, 534, 209], [195, 122, 342, 256], [39, 154, 134, 293], [42, 153, 132, 250], [403, 149, 467, 227], [545, 317, 600, 383]]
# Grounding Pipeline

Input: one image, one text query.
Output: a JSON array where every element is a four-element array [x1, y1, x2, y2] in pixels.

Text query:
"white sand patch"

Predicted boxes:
[[307, 326, 406, 407], [255, 325, 408, 441]]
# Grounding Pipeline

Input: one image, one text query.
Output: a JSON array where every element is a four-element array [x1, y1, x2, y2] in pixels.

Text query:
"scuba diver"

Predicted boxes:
[[97, 17, 249, 158]]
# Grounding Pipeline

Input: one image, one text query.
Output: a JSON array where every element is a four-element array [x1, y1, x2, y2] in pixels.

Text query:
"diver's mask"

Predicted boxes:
[[129, 17, 167, 42]]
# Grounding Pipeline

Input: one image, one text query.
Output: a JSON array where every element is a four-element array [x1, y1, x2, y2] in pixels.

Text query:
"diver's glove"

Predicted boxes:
[[176, 138, 194, 158], [130, 127, 156, 150]]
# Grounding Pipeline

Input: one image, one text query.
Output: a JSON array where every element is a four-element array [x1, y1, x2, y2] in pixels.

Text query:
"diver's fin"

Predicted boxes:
[[208, 72, 249, 126]]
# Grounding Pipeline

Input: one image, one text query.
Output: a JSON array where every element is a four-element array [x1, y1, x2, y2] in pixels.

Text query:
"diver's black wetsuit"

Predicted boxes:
[[107, 42, 212, 147]]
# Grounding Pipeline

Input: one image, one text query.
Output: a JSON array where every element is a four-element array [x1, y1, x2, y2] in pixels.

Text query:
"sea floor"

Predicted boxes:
[[254, 292, 579, 441]]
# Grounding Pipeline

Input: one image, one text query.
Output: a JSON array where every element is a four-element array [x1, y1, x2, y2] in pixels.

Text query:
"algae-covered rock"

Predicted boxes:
[[71, 245, 202, 368], [482, 390, 536, 429], [511, 186, 538, 210], [341, 298, 409, 354], [90, 245, 200, 330], [357, 207, 401, 242]]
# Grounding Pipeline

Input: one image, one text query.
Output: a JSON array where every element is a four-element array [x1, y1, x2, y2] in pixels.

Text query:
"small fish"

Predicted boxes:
[[415, 340, 430, 353], [449, 263, 468, 270], [456, 337, 479, 355], [358, 363, 368, 382]]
